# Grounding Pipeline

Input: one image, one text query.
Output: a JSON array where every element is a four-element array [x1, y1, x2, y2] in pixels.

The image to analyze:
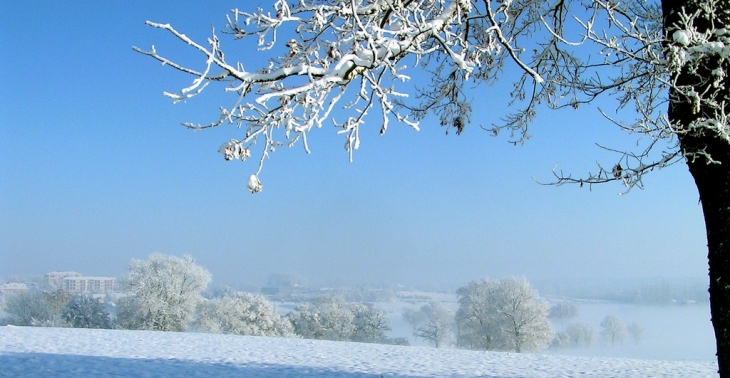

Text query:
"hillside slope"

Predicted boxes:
[[0, 326, 718, 377]]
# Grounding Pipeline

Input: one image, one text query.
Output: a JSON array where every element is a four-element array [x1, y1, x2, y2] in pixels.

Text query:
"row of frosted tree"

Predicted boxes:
[[404, 288, 644, 351], [5, 253, 642, 353], [114, 254, 401, 343], [548, 301, 644, 348], [403, 277, 555, 352], [1, 254, 399, 344], [2, 290, 112, 329]]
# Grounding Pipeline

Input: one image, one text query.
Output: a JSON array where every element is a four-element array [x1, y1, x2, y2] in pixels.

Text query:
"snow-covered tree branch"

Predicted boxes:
[[134, 0, 729, 194], [133, 0, 556, 192]]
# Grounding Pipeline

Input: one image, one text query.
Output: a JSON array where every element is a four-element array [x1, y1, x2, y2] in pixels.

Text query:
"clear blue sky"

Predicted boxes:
[[0, 2, 708, 289]]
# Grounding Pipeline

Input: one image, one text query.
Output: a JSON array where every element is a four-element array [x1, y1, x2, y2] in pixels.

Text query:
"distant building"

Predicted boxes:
[[61, 276, 116, 293], [0, 282, 29, 296], [44, 272, 116, 293], [44, 272, 82, 290]]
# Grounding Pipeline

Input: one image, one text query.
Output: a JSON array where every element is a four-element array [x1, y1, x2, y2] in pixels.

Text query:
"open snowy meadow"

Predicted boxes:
[[0, 326, 717, 377]]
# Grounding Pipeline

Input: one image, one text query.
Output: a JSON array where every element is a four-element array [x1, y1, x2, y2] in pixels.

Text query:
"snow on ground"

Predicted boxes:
[[0, 326, 717, 377]]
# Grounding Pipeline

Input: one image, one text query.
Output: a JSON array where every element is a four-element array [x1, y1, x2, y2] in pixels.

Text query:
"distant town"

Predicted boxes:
[[0, 272, 116, 307]]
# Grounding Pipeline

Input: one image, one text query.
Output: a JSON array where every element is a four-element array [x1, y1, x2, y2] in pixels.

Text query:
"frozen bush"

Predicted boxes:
[[403, 302, 453, 348], [5, 291, 54, 326], [287, 295, 390, 343], [62, 295, 112, 329], [194, 292, 293, 337], [566, 322, 595, 347], [123, 254, 211, 331]]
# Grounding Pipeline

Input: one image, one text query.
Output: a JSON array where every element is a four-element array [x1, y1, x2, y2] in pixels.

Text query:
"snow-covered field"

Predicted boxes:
[[0, 326, 717, 377]]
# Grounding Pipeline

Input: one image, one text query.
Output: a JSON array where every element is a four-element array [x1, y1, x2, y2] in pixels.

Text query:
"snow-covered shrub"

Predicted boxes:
[[4, 291, 54, 326], [44, 290, 74, 315], [551, 322, 595, 349], [403, 302, 454, 348], [628, 322, 644, 344], [349, 303, 391, 343], [600, 315, 627, 346], [62, 295, 112, 329], [456, 277, 554, 352], [551, 331, 572, 348], [566, 322, 595, 347], [114, 296, 147, 330], [122, 254, 211, 331], [288, 295, 355, 341], [194, 292, 293, 337], [287, 295, 390, 343], [549, 301, 579, 331]]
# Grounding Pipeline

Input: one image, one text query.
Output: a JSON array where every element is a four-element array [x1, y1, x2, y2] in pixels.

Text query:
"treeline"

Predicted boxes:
[[547, 301, 644, 348], [6, 254, 643, 353], [1, 290, 112, 329], [0, 254, 403, 345], [402, 277, 555, 352], [402, 296, 644, 351]]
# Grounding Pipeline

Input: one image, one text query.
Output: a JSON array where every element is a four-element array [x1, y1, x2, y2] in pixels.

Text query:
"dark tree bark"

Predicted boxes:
[[663, 0, 730, 375]]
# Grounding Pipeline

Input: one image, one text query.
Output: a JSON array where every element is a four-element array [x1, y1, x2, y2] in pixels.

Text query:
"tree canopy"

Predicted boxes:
[[134, 0, 721, 192], [123, 254, 211, 332]]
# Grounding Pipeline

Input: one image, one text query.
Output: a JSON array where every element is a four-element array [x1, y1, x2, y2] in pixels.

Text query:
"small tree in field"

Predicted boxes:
[[287, 295, 355, 341], [136, 0, 730, 373], [628, 322, 644, 344], [3, 290, 74, 327], [600, 315, 627, 346], [61, 295, 112, 329], [287, 295, 390, 343], [566, 322, 595, 348], [349, 302, 391, 343], [403, 302, 453, 348], [4, 291, 54, 326], [456, 277, 553, 352], [455, 279, 503, 351], [114, 296, 147, 330], [549, 301, 579, 331], [194, 292, 293, 336], [44, 290, 74, 316], [123, 254, 211, 332]]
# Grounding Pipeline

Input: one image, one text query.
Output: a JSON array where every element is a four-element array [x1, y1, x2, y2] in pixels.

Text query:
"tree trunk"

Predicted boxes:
[[685, 132, 730, 377], [663, 0, 730, 375]]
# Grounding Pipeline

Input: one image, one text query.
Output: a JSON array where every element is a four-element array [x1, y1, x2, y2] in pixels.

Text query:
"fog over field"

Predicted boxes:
[[368, 292, 714, 362]]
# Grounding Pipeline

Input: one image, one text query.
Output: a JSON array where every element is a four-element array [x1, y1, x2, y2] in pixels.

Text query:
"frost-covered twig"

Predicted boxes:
[[134, 0, 547, 192]]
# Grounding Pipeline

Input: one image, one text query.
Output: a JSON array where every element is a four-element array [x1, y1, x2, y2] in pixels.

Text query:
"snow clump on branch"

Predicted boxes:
[[247, 174, 262, 194]]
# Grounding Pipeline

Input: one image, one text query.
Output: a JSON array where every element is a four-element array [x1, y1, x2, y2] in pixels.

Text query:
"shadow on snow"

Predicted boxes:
[[0, 352, 486, 378]]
